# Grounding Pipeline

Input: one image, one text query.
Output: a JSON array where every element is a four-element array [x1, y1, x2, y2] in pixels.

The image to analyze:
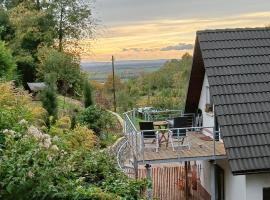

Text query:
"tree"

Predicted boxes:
[[116, 90, 135, 112], [37, 47, 83, 96], [47, 0, 95, 51], [83, 79, 93, 108], [0, 41, 16, 79], [0, 0, 45, 10], [3, 2, 56, 87], [41, 73, 58, 120], [0, 8, 14, 41], [104, 73, 123, 93], [0, 0, 24, 9], [0, 0, 96, 90]]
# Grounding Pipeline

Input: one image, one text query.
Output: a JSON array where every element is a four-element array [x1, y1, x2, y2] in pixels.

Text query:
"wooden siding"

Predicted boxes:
[[128, 163, 211, 200]]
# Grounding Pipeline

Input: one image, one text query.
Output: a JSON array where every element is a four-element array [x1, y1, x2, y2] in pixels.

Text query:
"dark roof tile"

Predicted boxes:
[[197, 27, 270, 174]]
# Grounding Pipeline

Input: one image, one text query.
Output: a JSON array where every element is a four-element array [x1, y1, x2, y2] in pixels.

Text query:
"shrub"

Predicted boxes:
[[73, 151, 148, 200], [0, 125, 146, 200], [55, 116, 71, 130], [41, 74, 58, 120], [0, 83, 146, 200], [0, 82, 46, 132], [83, 79, 93, 108], [49, 118, 96, 151], [79, 105, 114, 136], [117, 90, 135, 112], [65, 124, 96, 151], [0, 125, 68, 199], [0, 41, 15, 80], [70, 114, 77, 130]]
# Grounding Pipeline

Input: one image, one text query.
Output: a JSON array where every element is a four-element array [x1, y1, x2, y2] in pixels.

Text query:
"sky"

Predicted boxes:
[[80, 0, 270, 61]]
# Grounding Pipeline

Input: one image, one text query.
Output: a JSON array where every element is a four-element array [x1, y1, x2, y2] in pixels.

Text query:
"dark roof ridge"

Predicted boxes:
[[204, 55, 270, 60], [228, 144, 270, 149], [217, 110, 270, 117], [204, 54, 270, 59], [205, 62, 270, 68], [221, 121, 270, 127], [209, 81, 270, 86], [207, 63, 270, 69], [200, 37, 270, 43], [208, 72, 270, 77], [197, 27, 270, 34], [224, 132, 270, 137], [202, 45, 270, 51]]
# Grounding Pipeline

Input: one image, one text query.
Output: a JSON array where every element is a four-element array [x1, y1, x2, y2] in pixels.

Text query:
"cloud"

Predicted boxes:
[[81, 11, 270, 61], [160, 43, 194, 51], [122, 48, 156, 52]]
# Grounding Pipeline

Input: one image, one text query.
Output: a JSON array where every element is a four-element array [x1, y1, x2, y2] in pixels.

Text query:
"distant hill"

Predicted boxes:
[[81, 59, 168, 82]]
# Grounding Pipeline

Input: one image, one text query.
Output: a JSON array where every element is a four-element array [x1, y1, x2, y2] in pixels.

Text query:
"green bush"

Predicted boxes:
[[0, 125, 70, 200], [41, 74, 58, 120], [117, 90, 135, 112], [79, 105, 113, 136], [0, 41, 16, 80], [64, 124, 97, 151], [0, 82, 146, 199], [0, 126, 146, 199], [72, 150, 148, 200], [37, 47, 83, 96], [83, 79, 93, 108], [0, 82, 46, 132]]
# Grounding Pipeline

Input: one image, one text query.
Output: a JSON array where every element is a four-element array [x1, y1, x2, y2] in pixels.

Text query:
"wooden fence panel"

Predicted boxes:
[[125, 163, 211, 200]]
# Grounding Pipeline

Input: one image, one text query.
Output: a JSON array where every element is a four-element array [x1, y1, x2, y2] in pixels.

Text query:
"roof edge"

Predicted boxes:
[[197, 27, 270, 34], [233, 168, 270, 176], [184, 36, 205, 113]]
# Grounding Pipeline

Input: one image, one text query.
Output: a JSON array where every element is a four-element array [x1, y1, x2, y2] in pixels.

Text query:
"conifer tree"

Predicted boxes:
[[83, 79, 93, 108], [41, 73, 58, 121]]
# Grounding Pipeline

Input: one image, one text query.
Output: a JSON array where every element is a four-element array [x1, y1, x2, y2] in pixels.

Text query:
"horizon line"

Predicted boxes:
[[81, 58, 179, 63]]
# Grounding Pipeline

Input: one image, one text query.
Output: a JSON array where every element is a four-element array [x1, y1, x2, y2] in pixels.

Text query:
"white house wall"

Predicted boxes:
[[198, 74, 215, 137], [197, 75, 216, 195], [199, 158, 270, 200], [246, 173, 270, 200], [198, 160, 212, 194], [217, 160, 246, 200]]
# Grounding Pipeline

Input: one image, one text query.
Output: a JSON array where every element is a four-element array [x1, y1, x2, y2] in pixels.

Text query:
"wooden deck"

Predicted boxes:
[[138, 132, 226, 163]]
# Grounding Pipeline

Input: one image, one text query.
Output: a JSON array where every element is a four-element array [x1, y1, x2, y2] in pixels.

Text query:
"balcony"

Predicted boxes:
[[121, 109, 226, 166]]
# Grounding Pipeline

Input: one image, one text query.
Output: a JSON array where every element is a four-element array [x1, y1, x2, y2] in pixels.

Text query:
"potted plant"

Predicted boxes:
[[205, 104, 213, 113]]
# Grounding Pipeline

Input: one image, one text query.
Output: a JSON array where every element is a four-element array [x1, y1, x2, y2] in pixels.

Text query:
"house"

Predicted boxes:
[[185, 27, 270, 200]]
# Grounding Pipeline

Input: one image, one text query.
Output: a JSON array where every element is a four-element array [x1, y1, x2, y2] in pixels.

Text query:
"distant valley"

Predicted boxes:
[[81, 59, 168, 82]]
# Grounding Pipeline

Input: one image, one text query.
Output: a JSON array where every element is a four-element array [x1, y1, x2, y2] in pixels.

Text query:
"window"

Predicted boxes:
[[263, 187, 270, 200]]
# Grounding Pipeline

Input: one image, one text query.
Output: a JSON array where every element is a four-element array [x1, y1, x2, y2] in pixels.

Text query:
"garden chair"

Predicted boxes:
[[139, 121, 159, 152], [168, 117, 190, 151]]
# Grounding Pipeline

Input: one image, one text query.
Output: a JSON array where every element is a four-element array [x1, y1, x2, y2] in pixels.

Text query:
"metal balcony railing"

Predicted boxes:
[[120, 109, 225, 167]]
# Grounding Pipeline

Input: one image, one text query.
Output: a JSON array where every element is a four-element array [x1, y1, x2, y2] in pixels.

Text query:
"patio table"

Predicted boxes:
[[154, 121, 169, 145]]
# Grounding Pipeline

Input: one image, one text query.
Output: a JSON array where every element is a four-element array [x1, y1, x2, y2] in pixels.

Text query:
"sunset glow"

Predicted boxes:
[[80, 1, 270, 61]]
